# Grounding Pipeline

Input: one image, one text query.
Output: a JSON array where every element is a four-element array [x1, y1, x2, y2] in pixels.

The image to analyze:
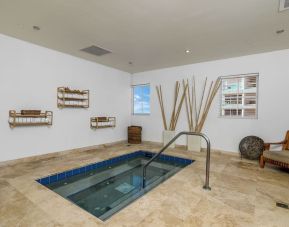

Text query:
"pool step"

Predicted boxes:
[[52, 159, 176, 197], [99, 168, 181, 220], [53, 161, 142, 197]]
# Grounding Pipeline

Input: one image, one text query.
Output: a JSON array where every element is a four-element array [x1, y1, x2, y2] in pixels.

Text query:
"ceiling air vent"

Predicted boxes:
[[279, 0, 289, 11], [80, 45, 111, 56]]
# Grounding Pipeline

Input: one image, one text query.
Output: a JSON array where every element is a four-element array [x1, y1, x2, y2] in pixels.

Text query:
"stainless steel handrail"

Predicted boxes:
[[142, 131, 211, 190]]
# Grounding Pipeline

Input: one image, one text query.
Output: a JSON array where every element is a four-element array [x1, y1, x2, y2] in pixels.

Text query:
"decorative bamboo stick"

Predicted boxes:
[[172, 83, 188, 130], [169, 81, 180, 130], [192, 76, 197, 131], [156, 85, 167, 130], [156, 77, 220, 134], [196, 77, 207, 124], [156, 81, 189, 131], [196, 78, 221, 132], [159, 86, 168, 130], [182, 80, 191, 131], [203, 81, 214, 115], [182, 76, 221, 133], [187, 79, 194, 131]]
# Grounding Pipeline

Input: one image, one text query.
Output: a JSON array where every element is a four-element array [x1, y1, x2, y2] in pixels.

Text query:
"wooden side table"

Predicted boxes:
[[128, 126, 142, 144]]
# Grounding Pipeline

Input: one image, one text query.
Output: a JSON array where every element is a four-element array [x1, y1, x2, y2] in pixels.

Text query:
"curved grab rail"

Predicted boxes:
[[142, 131, 211, 190]]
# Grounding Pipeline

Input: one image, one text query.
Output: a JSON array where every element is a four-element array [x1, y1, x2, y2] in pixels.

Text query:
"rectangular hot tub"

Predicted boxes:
[[37, 150, 193, 221]]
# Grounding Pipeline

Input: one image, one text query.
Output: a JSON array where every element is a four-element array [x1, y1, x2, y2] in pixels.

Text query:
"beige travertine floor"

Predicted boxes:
[[0, 142, 289, 227]]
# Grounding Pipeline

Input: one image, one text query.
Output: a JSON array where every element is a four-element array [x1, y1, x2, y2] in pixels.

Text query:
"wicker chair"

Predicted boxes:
[[259, 131, 289, 169]]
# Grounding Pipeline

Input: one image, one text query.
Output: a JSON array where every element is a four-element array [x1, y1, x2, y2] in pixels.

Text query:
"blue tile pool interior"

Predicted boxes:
[[36, 150, 194, 220]]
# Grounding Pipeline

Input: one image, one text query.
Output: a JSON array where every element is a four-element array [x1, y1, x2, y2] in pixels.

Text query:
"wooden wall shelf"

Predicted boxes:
[[90, 117, 116, 129], [9, 110, 53, 128], [57, 87, 89, 108]]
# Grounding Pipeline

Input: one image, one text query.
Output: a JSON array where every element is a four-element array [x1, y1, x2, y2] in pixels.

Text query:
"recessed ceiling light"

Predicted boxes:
[[276, 29, 285, 34], [185, 50, 190, 53], [33, 26, 40, 31]]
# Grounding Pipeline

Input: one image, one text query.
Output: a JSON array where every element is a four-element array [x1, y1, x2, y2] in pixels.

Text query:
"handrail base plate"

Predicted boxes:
[[203, 185, 211, 190]]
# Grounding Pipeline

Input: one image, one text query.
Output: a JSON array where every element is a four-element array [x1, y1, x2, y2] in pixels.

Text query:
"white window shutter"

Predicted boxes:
[[220, 74, 258, 118]]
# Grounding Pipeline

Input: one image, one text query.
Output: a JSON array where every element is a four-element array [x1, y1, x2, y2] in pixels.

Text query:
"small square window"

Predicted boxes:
[[132, 84, 150, 115], [220, 74, 258, 118]]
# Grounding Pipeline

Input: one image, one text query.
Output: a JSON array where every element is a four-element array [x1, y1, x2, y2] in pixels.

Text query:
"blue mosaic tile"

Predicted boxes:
[[99, 161, 105, 167], [88, 164, 93, 170], [86, 164, 91, 170], [65, 170, 73, 178], [179, 158, 185, 164], [49, 174, 58, 183], [40, 177, 49, 185], [79, 167, 85, 174], [72, 168, 80, 176], [175, 157, 181, 163], [58, 172, 65, 181], [144, 153, 153, 158]]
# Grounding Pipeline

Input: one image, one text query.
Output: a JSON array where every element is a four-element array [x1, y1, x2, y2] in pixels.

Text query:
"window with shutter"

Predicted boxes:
[[220, 73, 258, 118]]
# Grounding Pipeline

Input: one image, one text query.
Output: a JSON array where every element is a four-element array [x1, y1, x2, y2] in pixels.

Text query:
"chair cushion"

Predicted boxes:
[[263, 150, 289, 163]]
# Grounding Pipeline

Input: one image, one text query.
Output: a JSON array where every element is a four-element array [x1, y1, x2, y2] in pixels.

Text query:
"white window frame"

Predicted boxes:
[[132, 83, 151, 115], [219, 73, 259, 119]]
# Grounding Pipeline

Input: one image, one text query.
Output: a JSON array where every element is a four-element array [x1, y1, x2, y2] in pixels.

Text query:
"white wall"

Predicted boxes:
[[1, 33, 288, 162], [131, 49, 289, 152], [0, 34, 131, 162]]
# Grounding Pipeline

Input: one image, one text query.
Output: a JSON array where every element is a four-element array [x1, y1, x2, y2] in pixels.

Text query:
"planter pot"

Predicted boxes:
[[187, 135, 201, 152], [163, 130, 175, 148]]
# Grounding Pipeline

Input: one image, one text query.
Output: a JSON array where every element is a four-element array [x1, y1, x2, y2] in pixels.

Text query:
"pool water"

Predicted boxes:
[[38, 151, 193, 221]]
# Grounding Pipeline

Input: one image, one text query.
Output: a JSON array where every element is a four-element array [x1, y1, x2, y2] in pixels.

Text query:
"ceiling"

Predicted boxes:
[[0, 0, 289, 73]]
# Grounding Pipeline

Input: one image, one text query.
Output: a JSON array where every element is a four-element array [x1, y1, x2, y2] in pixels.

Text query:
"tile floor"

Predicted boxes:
[[0, 142, 288, 227]]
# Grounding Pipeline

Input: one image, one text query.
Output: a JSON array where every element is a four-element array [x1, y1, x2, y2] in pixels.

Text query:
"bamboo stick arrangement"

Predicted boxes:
[[183, 77, 221, 133], [156, 77, 221, 133], [156, 81, 188, 130]]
